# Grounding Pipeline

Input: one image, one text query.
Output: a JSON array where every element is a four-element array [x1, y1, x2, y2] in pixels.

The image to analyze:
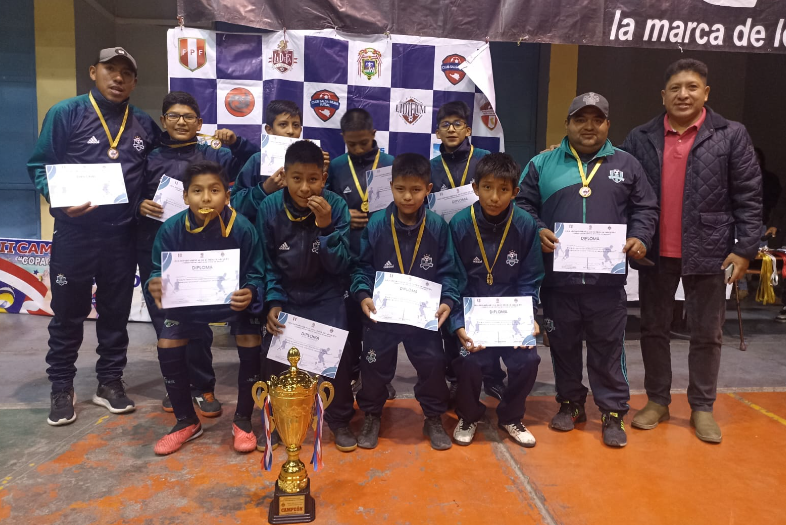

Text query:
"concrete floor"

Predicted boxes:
[[1, 298, 785, 524]]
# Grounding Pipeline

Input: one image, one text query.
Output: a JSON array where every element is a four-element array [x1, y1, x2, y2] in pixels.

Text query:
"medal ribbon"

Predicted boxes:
[[164, 141, 198, 149], [310, 391, 325, 472], [261, 395, 273, 471], [390, 212, 426, 275], [89, 91, 129, 153], [284, 203, 314, 223], [348, 150, 380, 209], [569, 144, 603, 193], [471, 204, 514, 286], [185, 207, 236, 237], [442, 145, 474, 188]]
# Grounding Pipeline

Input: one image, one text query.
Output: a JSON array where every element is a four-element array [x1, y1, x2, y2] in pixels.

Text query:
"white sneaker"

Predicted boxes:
[[499, 421, 536, 448], [453, 418, 477, 446]]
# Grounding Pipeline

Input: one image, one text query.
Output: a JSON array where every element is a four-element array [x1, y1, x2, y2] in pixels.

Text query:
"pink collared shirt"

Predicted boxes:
[[659, 108, 707, 258]]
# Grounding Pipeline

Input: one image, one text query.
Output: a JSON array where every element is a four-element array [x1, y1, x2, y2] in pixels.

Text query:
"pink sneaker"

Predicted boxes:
[[154, 422, 203, 455], [232, 423, 257, 453]]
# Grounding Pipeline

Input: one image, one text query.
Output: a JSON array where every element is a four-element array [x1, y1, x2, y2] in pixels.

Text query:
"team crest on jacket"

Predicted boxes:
[[133, 135, 145, 152], [55, 274, 67, 286], [609, 169, 624, 183], [480, 100, 498, 130], [270, 39, 297, 73], [358, 48, 382, 80], [420, 254, 434, 271], [396, 97, 426, 125], [312, 239, 321, 254], [225, 87, 255, 118], [310, 90, 340, 122], [441, 54, 467, 85], [543, 317, 555, 333], [506, 250, 519, 266], [366, 349, 377, 363], [178, 37, 207, 72]]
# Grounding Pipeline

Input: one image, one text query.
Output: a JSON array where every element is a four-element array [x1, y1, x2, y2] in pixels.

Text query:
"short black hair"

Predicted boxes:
[[436, 101, 471, 124], [284, 140, 323, 169], [341, 108, 375, 133], [664, 58, 708, 86], [265, 100, 302, 128], [473, 152, 521, 186], [391, 153, 431, 183], [162, 91, 201, 117], [184, 160, 229, 191]]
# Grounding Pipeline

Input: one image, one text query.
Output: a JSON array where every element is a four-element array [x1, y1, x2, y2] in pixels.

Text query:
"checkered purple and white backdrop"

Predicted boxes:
[[167, 28, 505, 160]]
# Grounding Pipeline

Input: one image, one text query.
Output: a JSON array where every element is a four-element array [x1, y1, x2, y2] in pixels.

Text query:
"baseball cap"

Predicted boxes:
[[568, 92, 609, 119], [97, 47, 137, 73]]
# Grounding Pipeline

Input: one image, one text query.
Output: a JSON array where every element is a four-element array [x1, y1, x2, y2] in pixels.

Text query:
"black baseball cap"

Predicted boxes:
[[97, 47, 137, 73], [568, 92, 609, 119]]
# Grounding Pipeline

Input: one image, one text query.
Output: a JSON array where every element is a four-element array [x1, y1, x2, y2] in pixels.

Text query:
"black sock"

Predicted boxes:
[[236, 345, 262, 420], [157, 345, 197, 421]]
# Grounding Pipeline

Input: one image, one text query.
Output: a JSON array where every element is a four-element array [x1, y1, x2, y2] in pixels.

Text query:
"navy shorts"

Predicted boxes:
[[161, 313, 261, 340]]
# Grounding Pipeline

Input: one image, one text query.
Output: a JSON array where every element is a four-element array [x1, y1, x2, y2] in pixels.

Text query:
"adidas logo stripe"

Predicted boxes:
[[279, 242, 290, 251], [343, 186, 352, 194], [473, 257, 482, 264], [383, 261, 394, 269], [87, 136, 100, 144]]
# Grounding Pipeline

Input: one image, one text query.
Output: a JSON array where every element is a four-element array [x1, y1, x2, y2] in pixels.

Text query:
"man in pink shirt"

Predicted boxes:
[[622, 59, 762, 444]]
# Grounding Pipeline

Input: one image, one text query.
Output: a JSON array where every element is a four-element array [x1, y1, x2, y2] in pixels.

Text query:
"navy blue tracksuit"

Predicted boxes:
[[448, 202, 544, 425], [27, 88, 160, 392], [517, 138, 658, 413], [256, 188, 355, 431], [351, 203, 464, 417], [138, 133, 257, 395]]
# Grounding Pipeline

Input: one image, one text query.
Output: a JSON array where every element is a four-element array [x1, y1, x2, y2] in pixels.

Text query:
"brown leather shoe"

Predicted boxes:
[[631, 401, 670, 430], [690, 411, 722, 443]]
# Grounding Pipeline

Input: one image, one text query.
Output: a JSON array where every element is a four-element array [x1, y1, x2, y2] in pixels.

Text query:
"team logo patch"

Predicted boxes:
[[396, 97, 426, 125], [178, 37, 207, 72], [441, 54, 467, 85], [460, 347, 470, 357], [87, 136, 100, 144], [420, 254, 434, 271], [270, 39, 297, 73], [583, 92, 601, 106], [366, 349, 377, 363], [609, 169, 625, 183], [358, 48, 382, 80], [543, 317, 555, 333], [225, 87, 255, 118], [55, 274, 67, 286], [506, 250, 519, 267], [164, 319, 180, 328], [279, 242, 290, 251], [133, 135, 145, 152], [473, 256, 482, 264], [312, 239, 321, 254], [310, 90, 340, 122], [383, 261, 394, 269], [480, 100, 498, 131]]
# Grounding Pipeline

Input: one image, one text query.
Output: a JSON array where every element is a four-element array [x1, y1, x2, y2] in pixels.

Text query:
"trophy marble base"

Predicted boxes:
[[268, 479, 316, 524]]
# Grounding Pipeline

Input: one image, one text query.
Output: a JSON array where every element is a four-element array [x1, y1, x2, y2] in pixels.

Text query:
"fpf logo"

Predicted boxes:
[[225, 87, 255, 118], [178, 38, 207, 72], [310, 90, 340, 122]]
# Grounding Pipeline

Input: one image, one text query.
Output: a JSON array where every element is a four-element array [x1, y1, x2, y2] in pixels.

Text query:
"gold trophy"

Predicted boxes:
[[253, 348, 334, 524]]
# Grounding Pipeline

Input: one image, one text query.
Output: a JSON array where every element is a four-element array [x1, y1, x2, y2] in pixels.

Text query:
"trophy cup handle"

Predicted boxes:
[[318, 381, 334, 409], [252, 380, 269, 411]]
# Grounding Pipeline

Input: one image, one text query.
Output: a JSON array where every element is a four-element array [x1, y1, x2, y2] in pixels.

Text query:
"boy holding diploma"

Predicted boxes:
[[448, 153, 544, 447], [255, 140, 358, 452], [147, 161, 266, 455], [351, 153, 464, 451], [138, 91, 257, 418]]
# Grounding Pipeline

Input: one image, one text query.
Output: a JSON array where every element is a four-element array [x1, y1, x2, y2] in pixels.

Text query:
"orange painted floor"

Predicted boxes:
[[2, 393, 786, 525]]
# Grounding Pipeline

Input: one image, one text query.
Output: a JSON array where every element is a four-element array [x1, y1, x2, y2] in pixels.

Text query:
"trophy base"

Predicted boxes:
[[268, 479, 316, 524]]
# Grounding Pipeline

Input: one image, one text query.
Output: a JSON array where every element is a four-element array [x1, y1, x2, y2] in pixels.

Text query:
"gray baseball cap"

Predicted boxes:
[[97, 47, 137, 72], [568, 92, 609, 119]]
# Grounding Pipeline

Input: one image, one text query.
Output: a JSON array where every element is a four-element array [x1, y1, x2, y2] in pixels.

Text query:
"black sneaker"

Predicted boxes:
[[483, 381, 505, 401], [162, 394, 173, 413], [601, 411, 627, 448], [550, 401, 586, 432], [47, 388, 76, 426], [92, 379, 135, 414], [776, 307, 786, 323], [256, 428, 281, 452], [423, 416, 452, 450], [357, 414, 381, 449], [333, 426, 358, 452], [192, 392, 222, 417], [386, 383, 396, 400]]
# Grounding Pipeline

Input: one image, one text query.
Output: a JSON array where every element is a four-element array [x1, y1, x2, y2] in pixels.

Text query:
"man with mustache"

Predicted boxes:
[[622, 59, 762, 443], [28, 48, 160, 426]]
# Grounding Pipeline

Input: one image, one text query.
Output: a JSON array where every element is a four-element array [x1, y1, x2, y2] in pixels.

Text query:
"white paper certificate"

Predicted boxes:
[[366, 166, 394, 213], [463, 297, 536, 347], [151, 175, 188, 222], [259, 135, 320, 176], [552, 222, 627, 274], [160, 249, 240, 308], [370, 271, 442, 330], [46, 164, 128, 208], [427, 184, 478, 223], [268, 313, 348, 378]]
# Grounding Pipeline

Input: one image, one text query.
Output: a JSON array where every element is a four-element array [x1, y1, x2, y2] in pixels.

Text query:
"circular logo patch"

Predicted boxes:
[[225, 87, 255, 118]]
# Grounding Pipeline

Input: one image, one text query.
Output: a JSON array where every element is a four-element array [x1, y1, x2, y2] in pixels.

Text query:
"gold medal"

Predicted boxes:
[[210, 139, 222, 149], [349, 150, 380, 212], [579, 186, 592, 198], [569, 144, 603, 200], [185, 208, 236, 237], [107, 148, 119, 160], [471, 205, 513, 286], [390, 212, 426, 275], [486, 273, 493, 285], [361, 201, 369, 212], [441, 145, 474, 188], [89, 92, 128, 161]]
